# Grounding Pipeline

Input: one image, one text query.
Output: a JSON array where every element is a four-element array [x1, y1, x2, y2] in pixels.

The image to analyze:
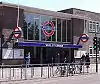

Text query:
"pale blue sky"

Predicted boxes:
[[1, 0, 100, 13]]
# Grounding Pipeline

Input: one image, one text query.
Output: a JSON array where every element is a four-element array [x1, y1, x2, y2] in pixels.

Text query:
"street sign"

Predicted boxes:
[[80, 33, 89, 43], [14, 27, 22, 38], [17, 41, 82, 48]]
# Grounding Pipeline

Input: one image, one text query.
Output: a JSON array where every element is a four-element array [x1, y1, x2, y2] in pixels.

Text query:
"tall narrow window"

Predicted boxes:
[[34, 16, 40, 40], [57, 19, 61, 42], [89, 21, 92, 32], [52, 19, 56, 41], [96, 23, 100, 33], [62, 19, 66, 42], [41, 15, 53, 41], [93, 22, 96, 32]]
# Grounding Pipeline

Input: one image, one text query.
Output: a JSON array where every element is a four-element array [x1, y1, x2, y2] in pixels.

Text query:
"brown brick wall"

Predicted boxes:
[[2, 6, 24, 41]]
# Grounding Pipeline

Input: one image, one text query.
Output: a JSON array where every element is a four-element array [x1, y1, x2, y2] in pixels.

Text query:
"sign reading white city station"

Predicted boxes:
[[17, 41, 82, 48], [45, 43, 63, 47]]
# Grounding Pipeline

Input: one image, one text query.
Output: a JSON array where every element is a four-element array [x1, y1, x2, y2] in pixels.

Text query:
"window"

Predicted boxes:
[[41, 15, 53, 41], [90, 49, 92, 54], [24, 12, 40, 40], [89, 46, 99, 57], [62, 19, 66, 42], [96, 23, 100, 33], [93, 22, 96, 32], [57, 19, 61, 42], [24, 12, 67, 42], [89, 21, 100, 33], [89, 21, 92, 32]]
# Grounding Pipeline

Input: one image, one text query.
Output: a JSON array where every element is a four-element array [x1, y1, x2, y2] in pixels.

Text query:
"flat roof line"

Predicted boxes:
[[0, 2, 93, 20]]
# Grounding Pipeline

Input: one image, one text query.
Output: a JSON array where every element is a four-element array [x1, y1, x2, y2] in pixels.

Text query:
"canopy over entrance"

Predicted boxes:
[[17, 41, 82, 48]]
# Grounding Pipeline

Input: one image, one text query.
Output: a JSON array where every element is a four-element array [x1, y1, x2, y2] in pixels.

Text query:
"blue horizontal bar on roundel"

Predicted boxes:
[[41, 26, 56, 31]]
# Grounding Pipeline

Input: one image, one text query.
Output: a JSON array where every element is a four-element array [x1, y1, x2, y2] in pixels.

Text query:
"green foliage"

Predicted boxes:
[[23, 19, 39, 40]]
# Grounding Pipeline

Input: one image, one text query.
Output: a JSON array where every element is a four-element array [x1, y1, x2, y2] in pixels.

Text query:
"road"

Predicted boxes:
[[1, 73, 100, 84]]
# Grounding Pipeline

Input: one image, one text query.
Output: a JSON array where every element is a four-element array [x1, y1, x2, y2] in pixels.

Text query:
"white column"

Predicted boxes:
[[61, 20, 62, 42], [39, 16, 41, 41], [27, 27, 28, 40], [17, 0, 20, 27], [56, 18, 57, 42], [83, 16, 86, 33], [66, 20, 67, 42]]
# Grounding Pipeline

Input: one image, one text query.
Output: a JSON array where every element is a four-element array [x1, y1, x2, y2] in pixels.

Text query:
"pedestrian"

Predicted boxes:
[[80, 54, 86, 65], [80, 54, 86, 72], [26, 52, 30, 68], [85, 53, 90, 68]]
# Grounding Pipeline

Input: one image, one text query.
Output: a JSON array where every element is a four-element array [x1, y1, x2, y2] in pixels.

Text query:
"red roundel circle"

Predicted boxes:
[[42, 20, 55, 37], [80, 33, 89, 43], [14, 27, 22, 39]]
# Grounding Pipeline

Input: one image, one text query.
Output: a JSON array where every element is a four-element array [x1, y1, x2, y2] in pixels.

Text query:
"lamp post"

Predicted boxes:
[[95, 35, 98, 73], [11, 38, 14, 59], [0, 36, 2, 65], [94, 27, 98, 73]]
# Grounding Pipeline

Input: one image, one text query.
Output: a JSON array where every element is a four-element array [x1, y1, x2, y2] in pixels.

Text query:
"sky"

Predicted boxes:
[[1, 0, 100, 13]]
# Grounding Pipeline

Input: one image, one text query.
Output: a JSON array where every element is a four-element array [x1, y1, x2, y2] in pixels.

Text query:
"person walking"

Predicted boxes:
[[85, 53, 90, 68]]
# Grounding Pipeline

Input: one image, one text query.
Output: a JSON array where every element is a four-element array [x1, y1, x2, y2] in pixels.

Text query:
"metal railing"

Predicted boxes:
[[0, 62, 99, 82]]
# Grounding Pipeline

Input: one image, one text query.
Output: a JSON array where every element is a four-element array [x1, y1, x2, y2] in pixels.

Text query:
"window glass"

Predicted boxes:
[[51, 19, 56, 41], [93, 22, 96, 32], [89, 21, 92, 32], [23, 20, 28, 40], [57, 19, 61, 42], [24, 12, 34, 40], [90, 49, 92, 54], [96, 23, 100, 33], [62, 19, 66, 42], [24, 12, 40, 40], [88, 21, 100, 33], [34, 15, 40, 40], [41, 15, 55, 41]]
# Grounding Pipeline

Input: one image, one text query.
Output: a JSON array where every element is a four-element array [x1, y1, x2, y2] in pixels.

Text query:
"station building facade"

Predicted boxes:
[[0, 2, 100, 64], [59, 8, 100, 62]]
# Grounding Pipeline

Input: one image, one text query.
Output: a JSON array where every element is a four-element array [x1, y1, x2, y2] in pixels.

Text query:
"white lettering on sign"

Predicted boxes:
[[45, 44, 63, 47], [46, 44, 51, 47], [56, 44, 63, 47]]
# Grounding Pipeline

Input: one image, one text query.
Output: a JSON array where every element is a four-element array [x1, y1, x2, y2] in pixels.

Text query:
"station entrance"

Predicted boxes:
[[18, 41, 82, 64], [25, 47, 70, 64]]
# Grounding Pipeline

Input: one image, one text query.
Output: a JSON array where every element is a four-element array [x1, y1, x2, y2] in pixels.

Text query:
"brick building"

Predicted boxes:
[[0, 2, 99, 64], [59, 8, 100, 62]]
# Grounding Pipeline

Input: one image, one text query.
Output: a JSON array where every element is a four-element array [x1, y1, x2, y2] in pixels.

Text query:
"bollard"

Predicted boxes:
[[80, 64, 82, 74], [31, 66, 34, 78], [9, 67, 11, 80], [25, 65, 27, 80], [13, 67, 14, 77], [69, 64, 70, 76], [66, 64, 68, 77], [21, 65, 23, 79], [48, 64, 50, 78], [33, 67, 34, 76], [1, 65, 3, 78], [49, 64, 52, 77], [72, 64, 74, 76], [41, 65, 43, 78], [52, 64, 54, 76], [83, 63, 85, 74]]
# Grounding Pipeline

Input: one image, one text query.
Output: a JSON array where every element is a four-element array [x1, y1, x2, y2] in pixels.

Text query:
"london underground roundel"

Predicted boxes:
[[80, 33, 89, 43], [14, 27, 22, 38], [42, 20, 55, 37]]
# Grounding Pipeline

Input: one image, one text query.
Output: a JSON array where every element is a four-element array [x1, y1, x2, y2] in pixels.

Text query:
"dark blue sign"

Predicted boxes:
[[17, 41, 82, 48]]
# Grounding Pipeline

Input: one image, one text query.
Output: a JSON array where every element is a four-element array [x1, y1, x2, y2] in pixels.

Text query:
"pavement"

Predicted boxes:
[[1, 73, 100, 84], [0, 64, 100, 84]]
